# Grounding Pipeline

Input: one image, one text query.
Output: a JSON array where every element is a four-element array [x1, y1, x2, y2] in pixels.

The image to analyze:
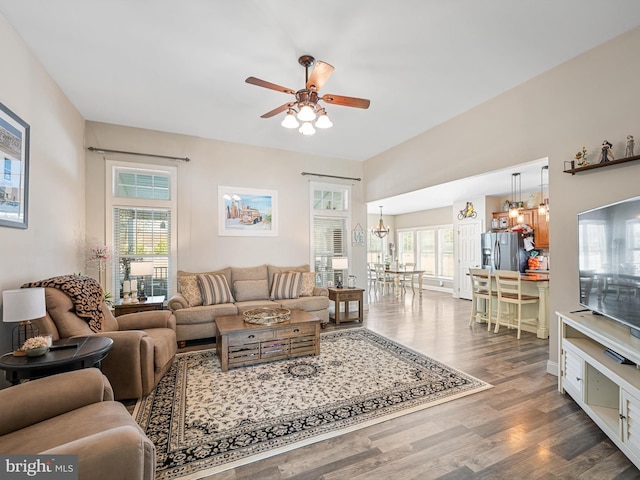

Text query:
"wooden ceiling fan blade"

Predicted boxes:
[[322, 94, 371, 109], [260, 102, 295, 118], [245, 76, 296, 95], [306, 61, 334, 91]]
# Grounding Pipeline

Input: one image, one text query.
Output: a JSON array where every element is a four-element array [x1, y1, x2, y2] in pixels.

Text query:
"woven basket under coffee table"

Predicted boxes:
[[215, 309, 320, 372]]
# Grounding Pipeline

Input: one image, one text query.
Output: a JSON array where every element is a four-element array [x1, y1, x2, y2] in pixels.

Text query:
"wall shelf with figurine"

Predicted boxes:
[[563, 154, 640, 175]]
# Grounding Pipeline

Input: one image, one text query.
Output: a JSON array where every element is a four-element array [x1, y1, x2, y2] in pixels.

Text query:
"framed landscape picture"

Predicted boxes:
[[0, 102, 30, 229], [218, 186, 278, 236]]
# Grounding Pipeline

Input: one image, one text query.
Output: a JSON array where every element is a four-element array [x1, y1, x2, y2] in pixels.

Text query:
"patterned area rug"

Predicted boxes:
[[134, 328, 492, 479]]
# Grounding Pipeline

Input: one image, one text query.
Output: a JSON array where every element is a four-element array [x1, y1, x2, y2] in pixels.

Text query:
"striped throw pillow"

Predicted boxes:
[[196, 274, 235, 305], [270, 272, 302, 300]]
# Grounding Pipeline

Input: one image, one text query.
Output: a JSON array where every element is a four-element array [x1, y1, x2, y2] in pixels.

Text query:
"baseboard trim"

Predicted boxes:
[[547, 359, 558, 376]]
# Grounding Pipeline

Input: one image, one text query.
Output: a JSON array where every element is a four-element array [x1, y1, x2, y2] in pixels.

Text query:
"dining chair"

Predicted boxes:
[[374, 263, 393, 295], [400, 262, 416, 293], [493, 270, 539, 339], [468, 268, 495, 331]]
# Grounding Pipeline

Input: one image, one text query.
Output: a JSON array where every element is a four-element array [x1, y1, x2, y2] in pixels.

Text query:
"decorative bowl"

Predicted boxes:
[[25, 346, 48, 357], [243, 307, 291, 325]]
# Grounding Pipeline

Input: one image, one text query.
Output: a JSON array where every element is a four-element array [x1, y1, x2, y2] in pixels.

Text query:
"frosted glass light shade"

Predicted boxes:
[[3, 288, 46, 323], [297, 104, 316, 122], [315, 112, 333, 129], [281, 112, 299, 129], [299, 122, 316, 136]]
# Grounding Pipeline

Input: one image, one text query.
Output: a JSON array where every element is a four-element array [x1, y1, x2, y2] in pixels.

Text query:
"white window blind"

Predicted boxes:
[[313, 216, 347, 286]]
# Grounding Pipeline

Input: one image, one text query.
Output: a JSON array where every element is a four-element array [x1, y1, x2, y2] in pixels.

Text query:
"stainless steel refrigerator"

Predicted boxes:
[[481, 232, 528, 273]]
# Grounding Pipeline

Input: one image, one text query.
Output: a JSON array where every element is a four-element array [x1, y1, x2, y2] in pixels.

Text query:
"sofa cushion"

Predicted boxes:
[[299, 272, 316, 296], [231, 265, 268, 283], [267, 264, 309, 291], [173, 303, 238, 325], [196, 274, 235, 305], [270, 272, 302, 300], [234, 279, 269, 302], [178, 267, 232, 290], [177, 275, 202, 307]]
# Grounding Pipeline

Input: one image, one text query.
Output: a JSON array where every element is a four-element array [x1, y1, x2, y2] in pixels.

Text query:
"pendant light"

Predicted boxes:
[[370, 206, 390, 238], [538, 165, 549, 218], [509, 173, 521, 219]]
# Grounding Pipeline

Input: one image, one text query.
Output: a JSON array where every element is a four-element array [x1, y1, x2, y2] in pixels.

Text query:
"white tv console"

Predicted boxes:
[[558, 310, 640, 469]]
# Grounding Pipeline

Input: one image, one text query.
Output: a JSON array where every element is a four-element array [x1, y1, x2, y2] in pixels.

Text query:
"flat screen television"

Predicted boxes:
[[578, 196, 640, 336]]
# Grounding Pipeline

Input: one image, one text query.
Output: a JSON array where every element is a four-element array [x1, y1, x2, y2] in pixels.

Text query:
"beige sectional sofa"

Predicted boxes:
[[168, 264, 329, 343]]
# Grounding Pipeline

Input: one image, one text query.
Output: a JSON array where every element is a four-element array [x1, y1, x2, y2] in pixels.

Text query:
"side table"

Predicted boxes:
[[0, 336, 114, 385], [327, 287, 365, 325], [114, 295, 165, 317]]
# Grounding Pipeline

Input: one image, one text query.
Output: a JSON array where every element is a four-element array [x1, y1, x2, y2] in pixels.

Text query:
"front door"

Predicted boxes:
[[457, 220, 482, 299]]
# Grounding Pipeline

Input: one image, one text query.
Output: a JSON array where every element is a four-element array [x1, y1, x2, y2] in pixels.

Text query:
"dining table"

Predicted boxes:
[[381, 268, 426, 296]]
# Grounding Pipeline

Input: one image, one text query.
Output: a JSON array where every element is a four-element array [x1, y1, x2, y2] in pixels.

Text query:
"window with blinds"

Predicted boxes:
[[113, 208, 171, 298], [313, 216, 347, 286], [107, 162, 176, 300], [310, 182, 350, 287]]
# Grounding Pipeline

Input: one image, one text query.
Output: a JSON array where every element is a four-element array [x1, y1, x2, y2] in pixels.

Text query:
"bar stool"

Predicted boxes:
[[469, 268, 495, 331], [494, 270, 539, 339]]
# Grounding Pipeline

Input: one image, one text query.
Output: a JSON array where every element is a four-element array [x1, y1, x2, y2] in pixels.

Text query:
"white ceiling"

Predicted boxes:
[[1, 1, 639, 214]]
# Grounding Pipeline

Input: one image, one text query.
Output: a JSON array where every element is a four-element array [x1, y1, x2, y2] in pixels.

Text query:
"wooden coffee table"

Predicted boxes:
[[215, 310, 320, 372]]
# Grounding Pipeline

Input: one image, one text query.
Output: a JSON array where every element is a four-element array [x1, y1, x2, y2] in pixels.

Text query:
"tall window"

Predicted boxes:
[[107, 162, 177, 299], [397, 225, 454, 279], [310, 183, 350, 286]]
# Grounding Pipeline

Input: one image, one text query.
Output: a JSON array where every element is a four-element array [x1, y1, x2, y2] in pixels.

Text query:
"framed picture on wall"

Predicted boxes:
[[218, 186, 278, 236], [0, 102, 30, 229]]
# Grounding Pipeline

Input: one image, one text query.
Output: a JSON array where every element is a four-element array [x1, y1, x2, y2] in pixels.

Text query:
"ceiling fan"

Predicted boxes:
[[245, 55, 370, 135]]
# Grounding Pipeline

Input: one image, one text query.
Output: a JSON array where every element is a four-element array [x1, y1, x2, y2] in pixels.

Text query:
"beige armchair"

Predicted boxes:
[[0, 368, 155, 480], [34, 287, 177, 400]]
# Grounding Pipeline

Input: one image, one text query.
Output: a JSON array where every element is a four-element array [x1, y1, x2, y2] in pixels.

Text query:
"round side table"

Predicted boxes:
[[0, 336, 113, 385]]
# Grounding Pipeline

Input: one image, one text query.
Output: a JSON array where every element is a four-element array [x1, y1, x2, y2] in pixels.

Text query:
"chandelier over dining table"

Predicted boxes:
[[370, 206, 390, 238]]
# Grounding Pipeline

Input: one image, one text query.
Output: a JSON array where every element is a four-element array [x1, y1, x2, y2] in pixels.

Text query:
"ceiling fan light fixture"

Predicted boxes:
[[299, 122, 315, 136], [315, 110, 333, 129], [297, 103, 316, 122], [281, 110, 299, 129]]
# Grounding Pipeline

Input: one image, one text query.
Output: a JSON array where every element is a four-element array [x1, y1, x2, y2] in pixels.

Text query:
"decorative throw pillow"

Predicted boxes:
[[299, 271, 316, 297], [196, 274, 235, 306], [270, 272, 302, 300], [177, 275, 202, 307], [233, 280, 269, 302]]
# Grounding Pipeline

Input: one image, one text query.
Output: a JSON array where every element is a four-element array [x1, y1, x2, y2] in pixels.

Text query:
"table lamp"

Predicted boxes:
[[3, 287, 46, 356], [129, 261, 154, 301], [331, 257, 349, 289]]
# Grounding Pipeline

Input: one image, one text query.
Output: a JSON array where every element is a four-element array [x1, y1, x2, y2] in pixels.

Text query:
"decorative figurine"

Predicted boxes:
[[625, 135, 635, 158], [575, 146, 588, 166], [598, 140, 614, 163]]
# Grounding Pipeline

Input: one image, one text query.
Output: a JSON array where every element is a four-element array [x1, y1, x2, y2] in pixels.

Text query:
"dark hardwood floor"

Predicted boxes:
[[180, 290, 640, 480]]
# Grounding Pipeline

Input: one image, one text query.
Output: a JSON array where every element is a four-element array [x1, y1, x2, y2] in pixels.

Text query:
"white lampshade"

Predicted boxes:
[[281, 111, 299, 129], [315, 112, 333, 129], [130, 261, 154, 276], [299, 122, 316, 136], [297, 104, 316, 122], [331, 257, 349, 270], [3, 288, 46, 323]]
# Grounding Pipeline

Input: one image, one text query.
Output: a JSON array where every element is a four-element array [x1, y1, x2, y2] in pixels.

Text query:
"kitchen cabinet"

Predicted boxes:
[[492, 208, 549, 249], [532, 210, 549, 249]]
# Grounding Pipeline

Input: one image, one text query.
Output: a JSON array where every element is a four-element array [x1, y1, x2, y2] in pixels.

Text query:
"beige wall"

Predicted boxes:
[[85, 122, 367, 294], [0, 14, 86, 356], [364, 27, 640, 367]]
